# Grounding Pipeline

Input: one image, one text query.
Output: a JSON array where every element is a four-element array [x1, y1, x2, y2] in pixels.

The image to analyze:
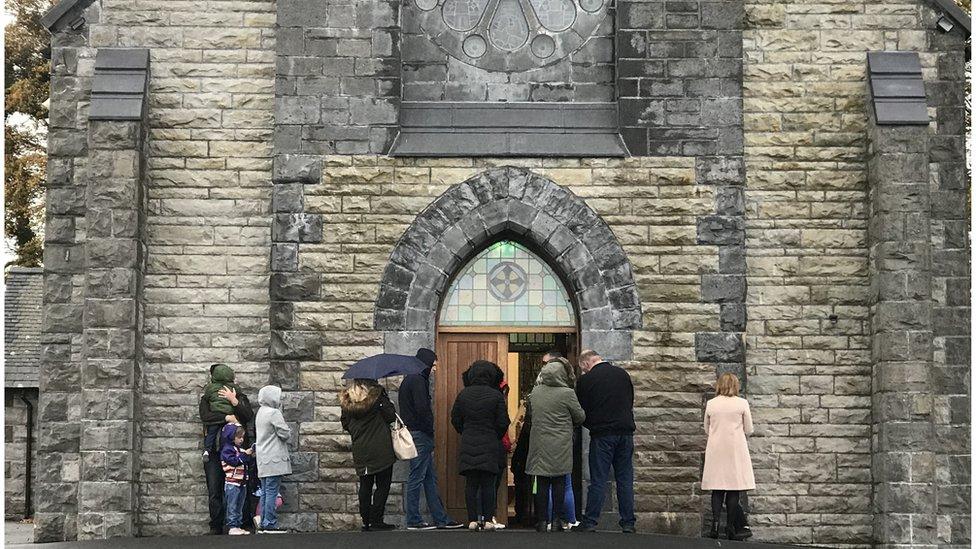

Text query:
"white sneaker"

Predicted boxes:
[[489, 519, 505, 530], [468, 521, 480, 530], [483, 521, 495, 531], [566, 521, 580, 531], [228, 527, 249, 535]]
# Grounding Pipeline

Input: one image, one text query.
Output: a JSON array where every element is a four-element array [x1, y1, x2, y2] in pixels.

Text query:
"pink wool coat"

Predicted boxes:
[[701, 395, 755, 491]]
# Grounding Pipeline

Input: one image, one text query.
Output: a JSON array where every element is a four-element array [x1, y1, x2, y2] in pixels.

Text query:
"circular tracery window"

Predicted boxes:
[[411, 0, 610, 72]]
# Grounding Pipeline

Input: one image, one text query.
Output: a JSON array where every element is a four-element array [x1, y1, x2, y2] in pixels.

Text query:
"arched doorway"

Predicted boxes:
[[434, 240, 581, 526]]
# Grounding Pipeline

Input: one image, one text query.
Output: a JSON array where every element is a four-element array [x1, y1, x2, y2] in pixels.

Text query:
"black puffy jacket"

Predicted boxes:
[[451, 362, 510, 475]]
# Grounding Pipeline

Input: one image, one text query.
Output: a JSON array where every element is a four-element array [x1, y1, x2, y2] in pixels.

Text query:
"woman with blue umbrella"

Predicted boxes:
[[339, 353, 427, 531]]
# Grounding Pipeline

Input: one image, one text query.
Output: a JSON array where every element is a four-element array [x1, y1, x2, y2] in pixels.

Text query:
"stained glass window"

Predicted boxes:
[[439, 241, 576, 327]]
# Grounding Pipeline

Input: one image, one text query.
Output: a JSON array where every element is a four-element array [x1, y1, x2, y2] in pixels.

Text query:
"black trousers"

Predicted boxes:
[[359, 466, 393, 526], [711, 490, 741, 530], [534, 475, 566, 526], [464, 471, 496, 523], [204, 454, 226, 532]]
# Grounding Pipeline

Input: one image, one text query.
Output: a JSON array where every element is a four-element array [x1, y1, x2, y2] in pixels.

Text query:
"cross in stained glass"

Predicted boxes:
[[489, 262, 527, 301]]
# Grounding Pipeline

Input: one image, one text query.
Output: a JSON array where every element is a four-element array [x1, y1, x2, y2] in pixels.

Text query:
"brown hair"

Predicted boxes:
[[715, 373, 740, 397]]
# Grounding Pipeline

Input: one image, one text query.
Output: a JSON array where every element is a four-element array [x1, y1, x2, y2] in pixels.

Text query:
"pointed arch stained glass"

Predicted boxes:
[[440, 241, 575, 327]]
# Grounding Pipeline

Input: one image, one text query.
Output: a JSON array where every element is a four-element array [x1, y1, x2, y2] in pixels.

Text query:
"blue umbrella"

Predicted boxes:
[[342, 353, 428, 380]]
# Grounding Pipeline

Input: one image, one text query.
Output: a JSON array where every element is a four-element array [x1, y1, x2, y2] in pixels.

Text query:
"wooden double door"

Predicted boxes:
[[434, 333, 509, 523]]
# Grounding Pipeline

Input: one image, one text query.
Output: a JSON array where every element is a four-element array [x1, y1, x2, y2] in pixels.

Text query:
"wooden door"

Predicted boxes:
[[435, 333, 509, 523]]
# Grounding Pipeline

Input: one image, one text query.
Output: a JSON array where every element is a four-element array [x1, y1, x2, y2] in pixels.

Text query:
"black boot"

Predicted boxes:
[[726, 525, 749, 541], [707, 522, 719, 539], [552, 520, 564, 532], [536, 521, 547, 533]]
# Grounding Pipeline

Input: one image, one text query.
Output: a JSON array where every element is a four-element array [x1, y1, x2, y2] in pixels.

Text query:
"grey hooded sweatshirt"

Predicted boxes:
[[256, 385, 292, 478]]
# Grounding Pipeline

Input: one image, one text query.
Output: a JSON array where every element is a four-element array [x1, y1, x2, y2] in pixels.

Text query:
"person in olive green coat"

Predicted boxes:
[[340, 379, 398, 531], [526, 359, 585, 532]]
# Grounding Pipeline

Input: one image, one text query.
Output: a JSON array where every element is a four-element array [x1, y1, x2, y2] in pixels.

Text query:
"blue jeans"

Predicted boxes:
[[404, 431, 451, 526], [260, 476, 283, 529], [582, 435, 635, 528], [224, 483, 245, 529], [548, 473, 576, 523]]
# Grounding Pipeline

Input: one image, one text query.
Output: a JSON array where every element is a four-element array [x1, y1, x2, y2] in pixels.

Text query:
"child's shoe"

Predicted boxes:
[[253, 515, 261, 530], [228, 528, 249, 535], [202, 450, 210, 463]]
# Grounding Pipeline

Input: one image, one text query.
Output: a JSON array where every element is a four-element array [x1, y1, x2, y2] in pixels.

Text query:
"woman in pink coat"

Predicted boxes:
[[701, 373, 754, 540]]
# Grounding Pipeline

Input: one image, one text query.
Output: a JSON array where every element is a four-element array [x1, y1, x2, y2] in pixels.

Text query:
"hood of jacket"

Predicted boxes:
[[340, 385, 382, 417], [220, 422, 242, 448], [537, 362, 570, 388], [211, 363, 235, 384], [465, 361, 499, 387], [257, 385, 282, 408]]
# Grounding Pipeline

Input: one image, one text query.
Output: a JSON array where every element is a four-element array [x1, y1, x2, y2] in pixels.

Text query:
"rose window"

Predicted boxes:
[[411, 0, 610, 72]]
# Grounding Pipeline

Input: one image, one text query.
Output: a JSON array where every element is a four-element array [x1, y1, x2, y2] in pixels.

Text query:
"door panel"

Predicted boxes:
[[435, 333, 509, 523]]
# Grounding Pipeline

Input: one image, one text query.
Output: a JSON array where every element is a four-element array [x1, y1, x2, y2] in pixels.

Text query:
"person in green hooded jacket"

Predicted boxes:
[[205, 364, 241, 414], [526, 358, 585, 533]]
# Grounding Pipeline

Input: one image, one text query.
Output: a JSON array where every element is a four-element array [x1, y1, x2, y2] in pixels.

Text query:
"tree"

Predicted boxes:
[[4, 0, 53, 267]]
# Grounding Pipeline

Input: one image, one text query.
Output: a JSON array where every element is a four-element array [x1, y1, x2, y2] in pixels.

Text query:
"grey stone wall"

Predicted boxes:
[[866, 120, 936, 547], [276, 0, 400, 155], [616, 0, 743, 157], [924, 10, 971, 548], [36, 4, 99, 541], [5, 389, 38, 521], [76, 111, 149, 539]]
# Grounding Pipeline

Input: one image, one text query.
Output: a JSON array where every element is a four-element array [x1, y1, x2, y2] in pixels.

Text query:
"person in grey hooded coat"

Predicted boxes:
[[526, 360, 585, 532], [256, 385, 291, 532]]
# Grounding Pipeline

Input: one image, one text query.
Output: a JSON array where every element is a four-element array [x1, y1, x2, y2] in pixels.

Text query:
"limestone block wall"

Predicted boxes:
[[742, 0, 970, 547], [84, 0, 276, 536], [270, 156, 726, 534]]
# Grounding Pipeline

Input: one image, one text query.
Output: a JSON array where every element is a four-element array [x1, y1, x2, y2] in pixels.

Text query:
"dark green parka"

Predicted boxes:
[[340, 384, 397, 476], [525, 362, 585, 477]]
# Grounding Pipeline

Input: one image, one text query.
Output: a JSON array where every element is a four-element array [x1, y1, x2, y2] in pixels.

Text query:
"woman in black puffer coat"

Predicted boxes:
[[451, 360, 510, 530]]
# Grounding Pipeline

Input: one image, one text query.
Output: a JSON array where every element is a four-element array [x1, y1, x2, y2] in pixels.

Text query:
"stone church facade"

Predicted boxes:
[[36, 0, 969, 546]]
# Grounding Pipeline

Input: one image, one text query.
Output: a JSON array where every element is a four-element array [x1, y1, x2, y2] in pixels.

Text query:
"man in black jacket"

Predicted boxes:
[[575, 350, 636, 533], [398, 349, 461, 529], [199, 363, 255, 535]]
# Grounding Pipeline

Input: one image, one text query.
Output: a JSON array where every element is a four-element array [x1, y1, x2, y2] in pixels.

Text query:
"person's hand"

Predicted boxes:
[[244, 447, 254, 455], [225, 414, 238, 424], [218, 386, 239, 407]]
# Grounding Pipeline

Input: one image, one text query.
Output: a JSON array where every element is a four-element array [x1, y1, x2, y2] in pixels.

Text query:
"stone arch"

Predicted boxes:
[[374, 166, 641, 360]]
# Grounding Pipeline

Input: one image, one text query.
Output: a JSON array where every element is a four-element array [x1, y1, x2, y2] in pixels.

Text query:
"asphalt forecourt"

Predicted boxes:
[[6, 529, 804, 549]]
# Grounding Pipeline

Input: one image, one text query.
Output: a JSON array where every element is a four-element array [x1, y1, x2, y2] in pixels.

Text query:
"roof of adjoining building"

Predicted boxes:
[[5, 267, 43, 388]]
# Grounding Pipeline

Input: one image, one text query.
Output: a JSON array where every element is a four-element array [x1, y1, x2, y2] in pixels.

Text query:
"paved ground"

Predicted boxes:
[[5, 521, 34, 545], [6, 529, 795, 549]]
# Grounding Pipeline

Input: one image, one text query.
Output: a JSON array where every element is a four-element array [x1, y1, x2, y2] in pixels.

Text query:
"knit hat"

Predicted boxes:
[[416, 348, 437, 369]]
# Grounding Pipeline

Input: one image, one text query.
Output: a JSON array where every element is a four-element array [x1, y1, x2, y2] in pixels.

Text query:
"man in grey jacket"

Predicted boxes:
[[256, 385, 292, 533]]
